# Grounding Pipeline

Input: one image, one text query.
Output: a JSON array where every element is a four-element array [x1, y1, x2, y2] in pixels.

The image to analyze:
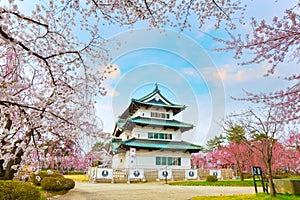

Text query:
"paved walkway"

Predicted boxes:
[[52, 182, 259, 200]]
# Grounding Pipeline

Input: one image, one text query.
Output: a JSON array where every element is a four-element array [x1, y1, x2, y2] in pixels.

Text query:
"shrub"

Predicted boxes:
[[273, 175, 282, 179], [31, 172, 64, 186], [243, 173, 253, 179], [67, 170, 85, 175], [0, 180, 40, 200], [63, 178, 75, 190], [206, 175, 218, 182], [41, 177, 64, 191], [41, 177, 75, 191], [279, 173, 291, 179]]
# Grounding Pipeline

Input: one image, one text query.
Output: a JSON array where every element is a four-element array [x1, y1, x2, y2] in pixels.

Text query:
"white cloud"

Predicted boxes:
[[106, 88, 120, 97], [183, 67, 198, 77], [202, 62, 276, 86]]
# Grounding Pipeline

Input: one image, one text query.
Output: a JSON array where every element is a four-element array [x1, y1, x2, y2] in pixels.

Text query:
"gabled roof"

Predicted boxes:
[[137, 83, 173, 104], [120, 84, 186, 118], [110, 138, 202, 153], [113, 116, 193, 137]]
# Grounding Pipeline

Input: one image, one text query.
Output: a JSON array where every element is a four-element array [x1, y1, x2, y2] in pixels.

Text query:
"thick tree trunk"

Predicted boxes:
[[238, 169, 244, 181], [267, 164, 276, 197], [0, 160, 18, 180], [236, 161, 244, 181], [268, 176, 276, 197], [240, 172, 244, 181], [0, 118, 17, 180], [0, 140, 24, 180]]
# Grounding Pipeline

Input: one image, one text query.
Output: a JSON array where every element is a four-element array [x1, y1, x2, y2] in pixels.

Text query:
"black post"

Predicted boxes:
[[165, 166, 167, 184], [253, 175, 258, 193]]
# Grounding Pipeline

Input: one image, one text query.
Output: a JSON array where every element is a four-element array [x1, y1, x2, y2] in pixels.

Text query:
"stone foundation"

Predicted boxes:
[[273, 179, 300, 195]]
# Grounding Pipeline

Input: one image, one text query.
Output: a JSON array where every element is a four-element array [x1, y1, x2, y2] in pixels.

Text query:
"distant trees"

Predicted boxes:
[[193, 106, 300, 197], [85, 140, 112, 168]]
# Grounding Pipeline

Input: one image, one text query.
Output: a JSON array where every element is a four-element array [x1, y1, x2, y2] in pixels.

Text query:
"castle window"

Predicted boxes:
[[161, 157, 166, 165], [156, 157, 161, 165], [155, 157, 181, 166], [148, 132, 153, 138], [148, 132, 172, 140], [150, 112, 170, 119], [159, 133, 164, 139]]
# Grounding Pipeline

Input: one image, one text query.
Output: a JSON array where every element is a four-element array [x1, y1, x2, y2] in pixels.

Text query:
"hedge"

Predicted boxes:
[[30, 172, 64, 186], [0, 180, 40, 200], [41, 177, 75, 191], [206, 175, 218, 182]]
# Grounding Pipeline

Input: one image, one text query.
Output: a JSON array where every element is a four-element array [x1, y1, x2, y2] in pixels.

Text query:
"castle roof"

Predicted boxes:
[[113, 116, 193, 137], [120, 84, 186, 119], [110, 138, 202, 153]]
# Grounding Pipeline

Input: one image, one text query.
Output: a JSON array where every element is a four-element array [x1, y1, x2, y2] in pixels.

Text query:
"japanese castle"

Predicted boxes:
[[110, 84, 202, 169]]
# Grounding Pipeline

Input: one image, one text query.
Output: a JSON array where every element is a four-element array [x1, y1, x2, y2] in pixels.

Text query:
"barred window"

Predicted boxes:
[[150, 112, 170, 119], [148, 132, 172, 140], [155, 157, 181, 166]]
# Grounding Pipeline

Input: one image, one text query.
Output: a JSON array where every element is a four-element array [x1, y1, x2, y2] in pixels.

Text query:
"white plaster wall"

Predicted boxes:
[[127, 149, 191, 169], [132, 107, 174, 120], [120, 130, 131, 140], [124, 151, 131, 168], [112, 153, 126, 169]]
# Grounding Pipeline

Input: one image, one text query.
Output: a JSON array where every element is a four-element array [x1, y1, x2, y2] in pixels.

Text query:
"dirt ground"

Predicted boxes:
[[51, 181, 259, 200]]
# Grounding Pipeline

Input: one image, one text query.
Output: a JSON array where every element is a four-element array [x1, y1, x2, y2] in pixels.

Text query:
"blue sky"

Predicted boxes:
[[96, 1, 299, 146]]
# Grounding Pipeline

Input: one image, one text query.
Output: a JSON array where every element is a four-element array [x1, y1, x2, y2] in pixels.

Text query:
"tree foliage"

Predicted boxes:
[[204, 134, 226, 152], [85, 140, 112, 168], [194, 106, 300, 196], [221, 2, 300, 125], [221, 107, 296, 197], [0, 0, 115, 179]]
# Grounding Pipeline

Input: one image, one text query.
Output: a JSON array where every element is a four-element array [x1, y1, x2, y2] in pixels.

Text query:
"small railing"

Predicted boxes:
[[87, 167, 233, 183]]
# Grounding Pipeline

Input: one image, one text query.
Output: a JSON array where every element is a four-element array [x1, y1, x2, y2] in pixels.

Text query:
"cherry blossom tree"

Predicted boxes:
[[218, 3, 300, 196], [223, 106, 287, 197], [0, 0, 115, 179], [191, 152, 207, 169], [220, 2, 300, 125], [203, 125, 254, 180], [85, 141, 112, 168], [284, 131, 300, 174], [198, 118, 298, 184]]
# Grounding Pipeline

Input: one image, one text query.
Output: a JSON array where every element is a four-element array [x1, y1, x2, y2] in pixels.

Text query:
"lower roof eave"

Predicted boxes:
[[119, 145, 201, 153]]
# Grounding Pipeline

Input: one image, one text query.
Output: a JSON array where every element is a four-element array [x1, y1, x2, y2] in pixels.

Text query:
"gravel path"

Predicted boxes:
[[51, 182, 259, 200]]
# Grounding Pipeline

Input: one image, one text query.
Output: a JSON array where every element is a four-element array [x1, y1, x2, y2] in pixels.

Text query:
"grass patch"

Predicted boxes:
[[283, 176, 300, 180], [64, 174, 89, 182], [36, 186, 68, 200], [192, 193, 300, 200], [169, 179, 262, 187]]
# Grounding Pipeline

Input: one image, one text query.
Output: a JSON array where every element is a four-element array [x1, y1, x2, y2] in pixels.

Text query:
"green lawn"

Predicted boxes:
[[169, 179, 261, 187], [36, 186, 68, 200], [192, 193, 300, 200], [64, 174, 89, 182]]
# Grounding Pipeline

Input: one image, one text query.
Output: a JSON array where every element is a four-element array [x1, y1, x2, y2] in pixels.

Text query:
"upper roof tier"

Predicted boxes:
[[120, 84, 186, 119]]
